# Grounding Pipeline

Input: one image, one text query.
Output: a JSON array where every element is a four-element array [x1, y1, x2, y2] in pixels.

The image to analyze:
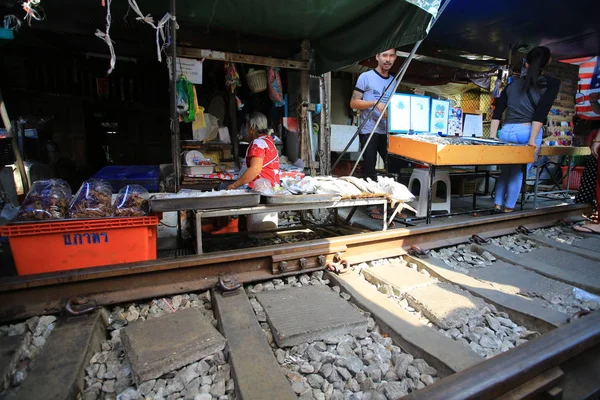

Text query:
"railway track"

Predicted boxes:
[[0, 203, 599, 400]]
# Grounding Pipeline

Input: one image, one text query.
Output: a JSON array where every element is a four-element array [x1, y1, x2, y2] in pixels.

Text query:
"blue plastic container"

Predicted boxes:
[[93, 165, 160, 193], [0, 28, 14, 41]]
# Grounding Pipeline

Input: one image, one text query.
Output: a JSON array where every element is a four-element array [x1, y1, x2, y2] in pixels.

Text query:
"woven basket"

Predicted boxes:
[[246, 69, 267, 93]]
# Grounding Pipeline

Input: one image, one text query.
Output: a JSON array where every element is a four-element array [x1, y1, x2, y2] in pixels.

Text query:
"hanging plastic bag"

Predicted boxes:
[[193, 113, 219, 142], [113, 184, 149, 217], [267, 67, 285, 107], [225, 62, 241, 93], [68, 179, 114, 218], [192, 86, 206, 132], [176, 76, 195, 123], [17, 179, 72, 221]]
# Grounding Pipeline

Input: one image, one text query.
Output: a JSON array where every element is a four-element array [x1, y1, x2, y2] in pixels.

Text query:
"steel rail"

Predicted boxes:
[[403, 311, 600, 400], [0, 203, 589, 321]]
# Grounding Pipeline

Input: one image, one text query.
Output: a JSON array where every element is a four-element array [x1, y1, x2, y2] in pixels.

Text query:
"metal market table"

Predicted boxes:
[[194, 198, 395, 254], [388, 135, 536, 224], [531, 146, 591, 208]]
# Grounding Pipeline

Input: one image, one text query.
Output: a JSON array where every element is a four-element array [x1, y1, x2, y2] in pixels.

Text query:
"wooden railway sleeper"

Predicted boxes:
[[64, 297, 97, 317]]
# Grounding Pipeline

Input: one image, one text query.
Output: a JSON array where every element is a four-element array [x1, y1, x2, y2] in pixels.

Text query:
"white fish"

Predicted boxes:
[[364, 178, 386, 195], [376, 176, 415, 202], [339, 176, 371, 193]]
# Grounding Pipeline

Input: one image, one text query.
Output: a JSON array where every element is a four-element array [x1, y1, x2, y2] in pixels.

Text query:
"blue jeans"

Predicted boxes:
[[494, 123, 542, 209]]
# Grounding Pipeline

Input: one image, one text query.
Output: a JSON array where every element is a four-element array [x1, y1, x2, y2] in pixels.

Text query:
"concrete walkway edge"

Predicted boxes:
[[407, 256, 567, 333], [16, 312, 106, 400], [326, 271, 482, 377], [212, 289, 296, 400]]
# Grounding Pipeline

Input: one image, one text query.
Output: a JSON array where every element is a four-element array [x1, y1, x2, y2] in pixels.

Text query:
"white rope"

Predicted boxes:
[[127, 0, 173, 62], [3, 15, 22, 31], [22, 0, 44, 25], [95, 0, 116, 75]]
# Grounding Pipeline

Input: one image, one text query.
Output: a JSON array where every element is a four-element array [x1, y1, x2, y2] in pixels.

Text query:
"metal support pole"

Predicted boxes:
[[170, 0, 180, 193], [427, 164, 435, 224], [533, 163, 540, 209], [520, 164, 527, 210], [472, 165, 478, 210], [565, 155, 572, 194]]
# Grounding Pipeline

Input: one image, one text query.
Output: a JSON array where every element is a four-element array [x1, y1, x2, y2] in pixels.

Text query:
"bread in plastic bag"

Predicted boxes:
[[68, 179, 114, 218], [17, 179, 72, 221], [113, 184, 149, 217]]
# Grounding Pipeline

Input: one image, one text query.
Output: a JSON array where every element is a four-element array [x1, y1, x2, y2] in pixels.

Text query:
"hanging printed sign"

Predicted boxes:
[[170, 57, 203, 84]]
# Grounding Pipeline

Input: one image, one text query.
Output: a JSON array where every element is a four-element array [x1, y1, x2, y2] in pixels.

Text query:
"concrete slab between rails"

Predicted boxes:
[[470, 261, 574, 299], [326, 270, 483, 377], [122, 308, 226, 384], [406, 256, 567, 333], [404, 282, 489, 330], [255, 285, 368, 348], [526, 233, 600, 260], [363, 264, 436, 295], [16, 312, 105, 400], [213, 290, 296, 400], [573, 235, 600, 253], [474, 244, 600, 296], [0, 335, 26, 392]]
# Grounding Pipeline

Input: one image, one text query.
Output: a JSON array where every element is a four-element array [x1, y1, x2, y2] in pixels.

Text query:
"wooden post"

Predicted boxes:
[[229, 91, 239, 165], [299, 40, 310, 166], [320, 72, 332, 176], [169, 0, 180, 192]]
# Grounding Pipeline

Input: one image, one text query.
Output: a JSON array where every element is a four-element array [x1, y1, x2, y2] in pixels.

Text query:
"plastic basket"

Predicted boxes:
[[0, 217, 158, 275], [561, 166, 584, 190], [459, 178, 478, 196], [93, 165, 160, 193], [246, 69, 267, 93]]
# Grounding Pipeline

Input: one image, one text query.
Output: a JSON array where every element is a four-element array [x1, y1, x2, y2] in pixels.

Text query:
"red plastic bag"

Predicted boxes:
[[267, 67, 284, 106]]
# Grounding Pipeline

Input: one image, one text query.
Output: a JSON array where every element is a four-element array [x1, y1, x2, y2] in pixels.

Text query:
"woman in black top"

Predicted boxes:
[[490, 47, 560, 212]]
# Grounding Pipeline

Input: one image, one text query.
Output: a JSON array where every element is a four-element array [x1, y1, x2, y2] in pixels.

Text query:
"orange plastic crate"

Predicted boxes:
[[0, 217, 158, 275]]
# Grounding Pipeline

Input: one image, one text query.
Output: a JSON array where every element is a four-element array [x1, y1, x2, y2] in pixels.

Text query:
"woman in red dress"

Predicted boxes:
[[574, 92, 600, 234], [227, 112, 280, 190]]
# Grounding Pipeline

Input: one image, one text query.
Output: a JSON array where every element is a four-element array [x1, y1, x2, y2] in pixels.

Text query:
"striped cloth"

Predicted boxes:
[[563, 56, 600, 120]]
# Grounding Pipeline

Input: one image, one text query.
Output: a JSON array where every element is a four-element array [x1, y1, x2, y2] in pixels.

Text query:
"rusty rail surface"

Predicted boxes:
[[403, 311, 600, 400], [0, 204, 589, 321]]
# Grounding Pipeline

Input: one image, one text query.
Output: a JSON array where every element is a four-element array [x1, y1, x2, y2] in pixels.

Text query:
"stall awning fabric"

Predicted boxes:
[[142, 0, 436, 73]]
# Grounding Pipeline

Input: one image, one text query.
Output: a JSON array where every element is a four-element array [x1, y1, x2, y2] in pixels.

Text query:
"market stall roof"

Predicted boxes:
[[144, 0, 439, 73], [0, 0, 439, 74], [422, 0, 599, 61]]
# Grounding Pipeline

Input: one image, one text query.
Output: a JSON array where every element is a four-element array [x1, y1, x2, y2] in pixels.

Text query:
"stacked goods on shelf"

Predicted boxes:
[[543, 62, 578, 146]]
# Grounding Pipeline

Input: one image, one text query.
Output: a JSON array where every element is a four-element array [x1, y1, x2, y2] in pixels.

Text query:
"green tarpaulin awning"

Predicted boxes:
[[3, 0, 437, 73], [152, 0, 436, 73]]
